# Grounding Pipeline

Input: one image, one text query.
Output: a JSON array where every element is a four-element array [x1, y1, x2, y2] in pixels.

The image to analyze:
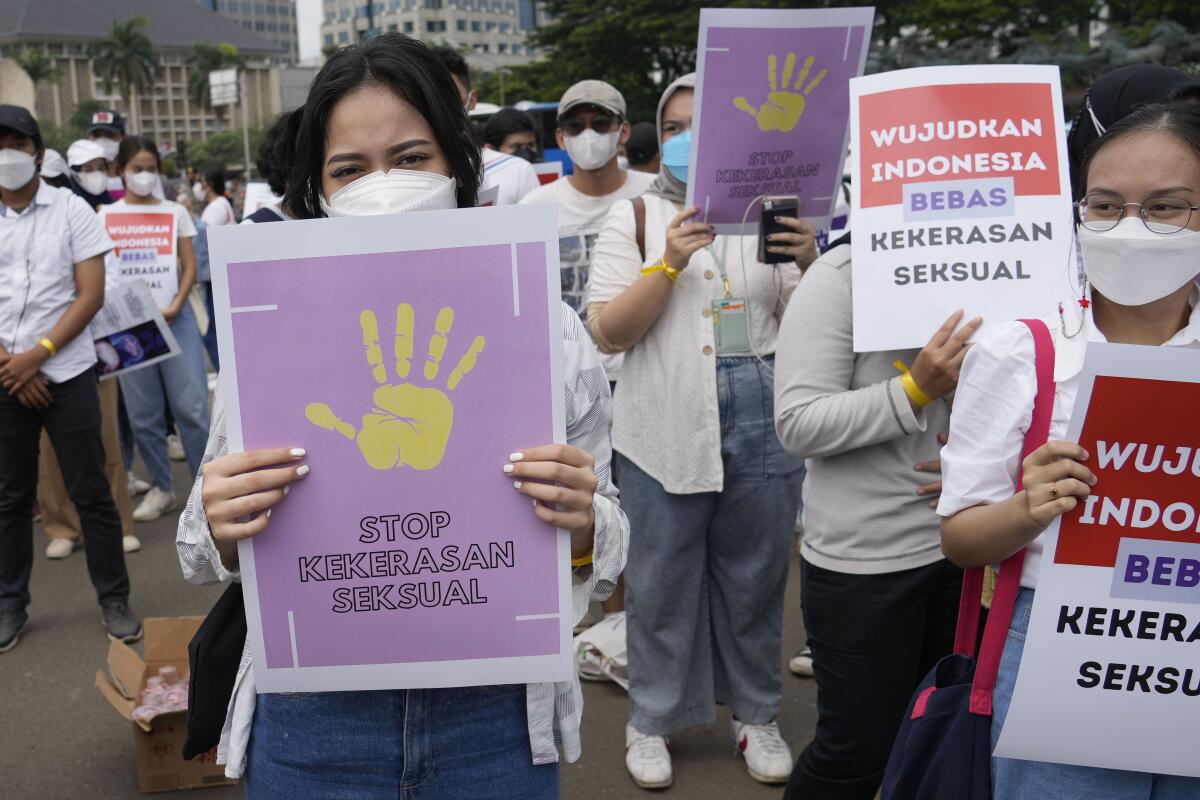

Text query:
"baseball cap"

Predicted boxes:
[[67, 138, 108, 168], [40, 149, 68, 178], [0, 104, 40, 139], [88, 109, 126, 136], [558, 80, 626, 119]]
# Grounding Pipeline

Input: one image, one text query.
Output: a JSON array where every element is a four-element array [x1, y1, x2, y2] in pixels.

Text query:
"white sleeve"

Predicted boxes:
[[511, 159, 540, 204], [585, 200, 642, 306], [937, 322, 1038, 517], [177, 390, 240, 584], [66, 192, 113, 263], [176, 202, 198, 238]]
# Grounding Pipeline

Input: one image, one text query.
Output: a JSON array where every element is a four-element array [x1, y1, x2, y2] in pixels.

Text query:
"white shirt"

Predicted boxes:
[[938, 287, 1200, 588], [481, 148, 540, 206], [201, 194, 236, 227], [520, 170, 655, 380], [97, 199, 197, 308], [0, 180, 113, 383], [176, 305, 629, 777], [588, 194, 802, 493]]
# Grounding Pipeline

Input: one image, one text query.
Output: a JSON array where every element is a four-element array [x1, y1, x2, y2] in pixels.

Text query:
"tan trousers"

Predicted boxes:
[[38, 378, 134, 540]]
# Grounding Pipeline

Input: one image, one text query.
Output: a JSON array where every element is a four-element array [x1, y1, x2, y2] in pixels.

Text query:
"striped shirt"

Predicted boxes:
[[176, 303, 628, 777]]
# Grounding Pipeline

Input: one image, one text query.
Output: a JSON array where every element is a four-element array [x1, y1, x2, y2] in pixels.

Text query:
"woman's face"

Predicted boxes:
[[321, 83, 451, 200], [661, 88, 694, 145], [1086, 130, 1200, 233], [79, 157, 107, 174], [125, 150, 158, 175]]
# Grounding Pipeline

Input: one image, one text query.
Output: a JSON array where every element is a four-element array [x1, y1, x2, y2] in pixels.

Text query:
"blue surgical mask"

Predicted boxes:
[[661, 130, 692, 184]]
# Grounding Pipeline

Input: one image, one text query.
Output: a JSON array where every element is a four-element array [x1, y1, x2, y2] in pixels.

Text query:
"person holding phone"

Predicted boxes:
[[588, 74, 818, 789]]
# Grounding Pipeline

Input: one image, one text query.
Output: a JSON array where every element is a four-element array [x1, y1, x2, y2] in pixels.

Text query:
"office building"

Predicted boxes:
[[191, 0, 300, 64]]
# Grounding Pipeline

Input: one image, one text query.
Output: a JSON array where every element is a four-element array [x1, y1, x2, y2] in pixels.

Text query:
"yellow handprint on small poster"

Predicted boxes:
[[305, 304, 485, 471], [733, 53, 828, 133]]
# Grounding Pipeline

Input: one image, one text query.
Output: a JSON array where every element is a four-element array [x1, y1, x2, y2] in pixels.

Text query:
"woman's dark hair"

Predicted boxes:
[[284, 34, 480, 218], [430, 45, 470, 91], [1080, 100, 1200, 191], [115, 135, 161, 173], [205, 169, 226, 196], [482, 108, 537, 151], [257, 109, 300, 196]]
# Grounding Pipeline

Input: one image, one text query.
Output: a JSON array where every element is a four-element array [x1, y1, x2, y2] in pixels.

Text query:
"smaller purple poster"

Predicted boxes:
[[207, 205, 571, 692], [687, 7, 874, 240]]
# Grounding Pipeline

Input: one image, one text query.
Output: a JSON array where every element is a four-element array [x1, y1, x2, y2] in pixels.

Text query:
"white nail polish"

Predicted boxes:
[[290, 448, 306, 457], [513, 481, 522, 490], [509, 452, 524, 462], [296, 465, 310, 477], [502, 464, 515, 474], [283, 486, 290, 496], [266, 509, 272, 519]]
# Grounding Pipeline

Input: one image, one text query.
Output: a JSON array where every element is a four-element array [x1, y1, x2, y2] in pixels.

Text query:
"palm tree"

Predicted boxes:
[[16, 47, 59, 87], [88, 16, 159, 131], [186, 42, 244, 121]]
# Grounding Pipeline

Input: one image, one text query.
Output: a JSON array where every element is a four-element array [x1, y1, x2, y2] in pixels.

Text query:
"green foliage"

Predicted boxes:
[[186, 42, 244, 116], [16, 48, 58, 85], [68, 98, 106, 131], [87, 16, 159, 118], [185, 127, 265, 173]]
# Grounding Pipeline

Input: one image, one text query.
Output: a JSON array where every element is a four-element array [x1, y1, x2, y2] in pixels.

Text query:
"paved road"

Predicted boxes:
[[1, 461, 817, 799]]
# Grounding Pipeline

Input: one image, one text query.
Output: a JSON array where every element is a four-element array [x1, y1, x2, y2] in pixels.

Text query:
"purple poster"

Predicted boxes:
[[687, 7, 874, 240], [208, 206, 572, 692]]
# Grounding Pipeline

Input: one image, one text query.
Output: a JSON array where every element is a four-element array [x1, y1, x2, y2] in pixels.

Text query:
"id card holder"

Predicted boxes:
[[712, 297, 753, 356]]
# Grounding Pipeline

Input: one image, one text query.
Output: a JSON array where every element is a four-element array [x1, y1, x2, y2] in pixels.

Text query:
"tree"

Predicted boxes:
[[186, 127, 266, 172], [88, 16, 159, 131], [186, 42, 245, 120], [68, 98, 106, 131], [16, 47, 58, 87], [322, 43, 340, 60]]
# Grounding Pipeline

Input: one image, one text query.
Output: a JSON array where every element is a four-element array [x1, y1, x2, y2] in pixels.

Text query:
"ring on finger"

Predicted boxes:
[[1048, 482, 1059, 500]]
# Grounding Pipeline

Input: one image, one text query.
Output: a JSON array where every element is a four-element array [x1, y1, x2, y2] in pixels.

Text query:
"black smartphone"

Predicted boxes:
[[759, 196, 800, 264]]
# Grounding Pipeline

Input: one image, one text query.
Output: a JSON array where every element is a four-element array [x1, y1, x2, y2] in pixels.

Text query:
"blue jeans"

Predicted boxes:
[[117, 302, 210, 490], [201, 281, 220, 371], [992, 588, 1200, 799], [245, 684, 558, 799], [622, 356, 804, 734]]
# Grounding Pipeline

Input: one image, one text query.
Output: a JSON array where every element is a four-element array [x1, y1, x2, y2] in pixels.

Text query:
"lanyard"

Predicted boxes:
[[707, 237, 733, 299]]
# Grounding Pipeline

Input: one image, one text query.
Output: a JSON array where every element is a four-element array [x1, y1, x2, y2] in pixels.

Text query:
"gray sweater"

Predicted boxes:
[[774, 244, 950, 575]]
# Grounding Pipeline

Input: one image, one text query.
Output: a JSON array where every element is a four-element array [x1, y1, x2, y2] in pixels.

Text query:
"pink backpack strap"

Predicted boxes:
[[965, 318, 1055, 715]]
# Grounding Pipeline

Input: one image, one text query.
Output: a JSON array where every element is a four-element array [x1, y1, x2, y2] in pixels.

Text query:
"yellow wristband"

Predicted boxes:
[[640, 259, 682, 283], [38, 338, 57, 357], [893, 360, 932, 407], [571, 551, 593, 569]]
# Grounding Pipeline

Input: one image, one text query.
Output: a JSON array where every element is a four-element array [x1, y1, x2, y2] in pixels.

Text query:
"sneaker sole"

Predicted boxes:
[[100, 619, 143, 644], [0, 622, 26, 653], [746, 767, 789, 785], [788, 664, 814, 678], [630, 774, 673, 790]]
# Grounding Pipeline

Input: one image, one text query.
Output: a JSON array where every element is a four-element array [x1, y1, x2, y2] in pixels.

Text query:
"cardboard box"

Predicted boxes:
[[95, 616, 237, 793]]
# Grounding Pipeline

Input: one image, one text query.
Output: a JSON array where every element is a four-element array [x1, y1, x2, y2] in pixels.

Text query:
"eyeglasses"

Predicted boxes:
[[1074, 192, 1200, 234], [559, 113, 620, 137]]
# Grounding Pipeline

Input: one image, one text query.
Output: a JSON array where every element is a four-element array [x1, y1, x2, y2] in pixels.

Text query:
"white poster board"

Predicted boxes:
[[849, 65, 1074, 352], [91, 280, 180, 379]]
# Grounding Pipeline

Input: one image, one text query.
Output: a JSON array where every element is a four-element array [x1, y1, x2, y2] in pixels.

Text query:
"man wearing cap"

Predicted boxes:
[[623, 121, 661, 175], [87, 109, 127, 199], [0, 104, 142, 652]]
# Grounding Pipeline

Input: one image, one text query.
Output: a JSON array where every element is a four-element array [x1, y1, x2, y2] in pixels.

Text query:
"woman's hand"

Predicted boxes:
[[767, 215, 818, 269], [504, 445, 597, 555], [908, 309, 983, 407], [1020, 440, 1096, 528], [662, 206, 716, 271], [0, 347, 49, 394], [161, 306, 180, 322], [201, 448, 309, 547]]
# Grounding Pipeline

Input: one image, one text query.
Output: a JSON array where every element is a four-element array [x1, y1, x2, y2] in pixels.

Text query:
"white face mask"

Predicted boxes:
[[319, 169, 457, 217], [77, 170, 108, 196], [125, 170, 158, 197], [193, 183, 205, 201], [94, 137, 120, 161], [0, 148, 37, 191], [1079, 217, 1200, 306], [563, 129, 620, 171]]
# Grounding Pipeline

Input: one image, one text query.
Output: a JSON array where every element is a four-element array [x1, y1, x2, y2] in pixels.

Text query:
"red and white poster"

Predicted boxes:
[[849, 65, 1073, 352], [104, 211, 179, 308], [995, 342, 1200, 776], [533, 161, 563, 186]]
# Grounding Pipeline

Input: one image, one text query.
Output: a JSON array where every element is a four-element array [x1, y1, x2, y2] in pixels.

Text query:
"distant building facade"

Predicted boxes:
[[190, 0, 300, 64]]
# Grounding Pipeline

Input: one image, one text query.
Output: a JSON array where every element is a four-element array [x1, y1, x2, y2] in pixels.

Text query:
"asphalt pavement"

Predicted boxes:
[[0, 459, 817, 799]]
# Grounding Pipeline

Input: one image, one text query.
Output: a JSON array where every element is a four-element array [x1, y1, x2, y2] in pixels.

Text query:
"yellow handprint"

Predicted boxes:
[[304, 304, 485, 471], [733, 53, 828, 133]]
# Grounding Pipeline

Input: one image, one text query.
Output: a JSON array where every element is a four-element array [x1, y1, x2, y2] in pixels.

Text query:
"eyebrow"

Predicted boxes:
[[326, 139, 433, 166], [1088, 186, 1197, 196]]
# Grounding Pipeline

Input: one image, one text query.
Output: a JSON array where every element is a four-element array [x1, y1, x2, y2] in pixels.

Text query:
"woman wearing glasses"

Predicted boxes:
[[939, 100, 1200, 797]]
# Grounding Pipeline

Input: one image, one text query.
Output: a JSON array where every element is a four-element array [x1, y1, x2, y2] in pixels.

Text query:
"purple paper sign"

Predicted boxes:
[[688, 8, 873, 237], [209, 207, 570, 692]]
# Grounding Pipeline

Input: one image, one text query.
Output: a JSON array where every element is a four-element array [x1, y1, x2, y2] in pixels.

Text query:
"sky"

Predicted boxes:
[[297, 0, 321, 61]]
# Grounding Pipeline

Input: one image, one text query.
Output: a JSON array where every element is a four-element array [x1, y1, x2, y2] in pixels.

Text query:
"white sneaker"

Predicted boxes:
[[133, 487, 176, 522], [45, 539, 76, 559], [625, 723, 672, 789], [206, 372, 218, 393], [127, 472, 151, 497], [788, 646, 814, 678], [167, 433, 186, 462], [731, 719, 793, 784], [123, 535, 142, 553]]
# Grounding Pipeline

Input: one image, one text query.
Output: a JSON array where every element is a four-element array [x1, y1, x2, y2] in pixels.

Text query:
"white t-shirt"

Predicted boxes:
[[938, 288, 1200, 588], [521, 170, 655, 380], [481, 148, 539, 206], [98, 198, 197, 309], [201, 194, 236, 227]]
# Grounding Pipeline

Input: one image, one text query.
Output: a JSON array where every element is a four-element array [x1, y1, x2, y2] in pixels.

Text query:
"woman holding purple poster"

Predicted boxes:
[[176, 34, 628, 798], [588, 74, 819, 789]]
